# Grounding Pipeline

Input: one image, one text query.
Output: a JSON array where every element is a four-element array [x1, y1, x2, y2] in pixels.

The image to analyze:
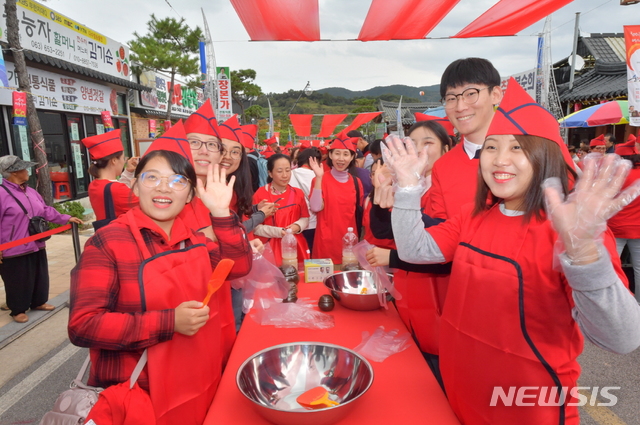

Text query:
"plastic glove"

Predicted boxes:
[[381, 135, 429, 188], [354, 326, 411, 362], [353, 240, 402, 310], [543, 153, 640, 264], [250, 298, 335, 330]]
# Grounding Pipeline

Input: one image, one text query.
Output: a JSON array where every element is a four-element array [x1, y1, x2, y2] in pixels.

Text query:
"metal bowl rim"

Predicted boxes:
[[236, 341, 375, 413], [322, 270, 389, 295]]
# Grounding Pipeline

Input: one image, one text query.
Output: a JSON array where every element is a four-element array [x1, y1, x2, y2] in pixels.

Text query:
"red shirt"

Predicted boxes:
[[608, 168, 640, 239], [68, 207, 251, 391], [88, 179, 138, 221]]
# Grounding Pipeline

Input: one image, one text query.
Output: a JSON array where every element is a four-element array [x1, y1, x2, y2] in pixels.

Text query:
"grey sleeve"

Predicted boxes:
[[242, 211, 266, 233], [561, 247, 640, 354], [390, 188, 445, 264]]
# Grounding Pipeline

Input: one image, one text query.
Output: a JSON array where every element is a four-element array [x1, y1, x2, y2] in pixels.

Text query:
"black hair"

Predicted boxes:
[[440, 58, 501, 99], [297, 147, 321, 167], [605, 133, 617, 144], [89, 151, 123, 178], [326, 144, 356, 171], [223, 141, 253, 218], [266, 153, 291, 184], [134, 150, 197, 200], [407, 121, 452, 155], [369, 139, 384, 156], [347, 130, 364, 139]]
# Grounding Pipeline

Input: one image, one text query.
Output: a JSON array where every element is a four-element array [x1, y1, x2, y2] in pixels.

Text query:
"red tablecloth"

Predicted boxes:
[[204, 281, 461, 425]]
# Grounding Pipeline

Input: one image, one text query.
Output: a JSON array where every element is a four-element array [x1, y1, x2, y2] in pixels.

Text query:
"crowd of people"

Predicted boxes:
[[2, 56, 640, 425]]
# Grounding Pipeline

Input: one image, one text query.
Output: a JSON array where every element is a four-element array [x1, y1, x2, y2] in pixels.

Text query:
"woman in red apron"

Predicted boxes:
[[252, 153, 310, 266], [309, 133, 364, 264], [81, 130, 139, 224], [69, 131, 252, 425], [386, 79, 640, 425]]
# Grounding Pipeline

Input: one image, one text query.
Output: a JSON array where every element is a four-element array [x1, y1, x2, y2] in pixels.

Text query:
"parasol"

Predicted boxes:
[[559, 100, 629, 128]]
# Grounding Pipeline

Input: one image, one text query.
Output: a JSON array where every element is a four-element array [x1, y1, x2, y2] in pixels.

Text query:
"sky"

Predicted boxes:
[[48, 0, 636, 94]]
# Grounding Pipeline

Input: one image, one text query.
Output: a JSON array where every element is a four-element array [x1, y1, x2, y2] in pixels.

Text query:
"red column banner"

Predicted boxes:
[[342, 112, 383, 134], [289, 114, 314, 137], [12, 91, 27, 126], [317, 114, 348, 137], [625, 25, 640, 127], [164, 120, 172, 131], [230, 0, 320, 41], [149, 119, 156, 138], [101, 111, 114, 132]]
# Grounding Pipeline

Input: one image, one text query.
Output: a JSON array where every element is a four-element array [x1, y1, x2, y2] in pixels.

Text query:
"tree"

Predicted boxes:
[[4, 0, 52, 204], [230, 69, 263, 123], [129, 15, 202, 120], [244, 105, 264, 122], [351, 98, 377, 113]]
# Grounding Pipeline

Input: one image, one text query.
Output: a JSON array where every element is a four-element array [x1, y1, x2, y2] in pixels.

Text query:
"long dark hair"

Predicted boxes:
[[226, 145, 253, 217], [473, 135, 577, 222], [89, 151, 123, 178], [134, 150, 197, 200]]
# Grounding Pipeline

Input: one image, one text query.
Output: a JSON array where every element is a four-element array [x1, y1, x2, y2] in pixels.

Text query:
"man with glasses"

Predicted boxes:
[[589, 135, 607, 154]]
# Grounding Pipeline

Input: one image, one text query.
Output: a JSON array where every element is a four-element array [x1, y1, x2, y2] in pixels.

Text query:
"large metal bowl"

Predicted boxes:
[[237, 342, 374, 425], [323, 270, 391, 311]]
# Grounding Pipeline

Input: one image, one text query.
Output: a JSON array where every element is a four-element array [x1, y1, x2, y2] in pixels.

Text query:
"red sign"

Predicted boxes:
[[12, 91, 27, 125], [163, 120, 172, 131], [149, 119, 156, 138], [101, 111, 114, 132]]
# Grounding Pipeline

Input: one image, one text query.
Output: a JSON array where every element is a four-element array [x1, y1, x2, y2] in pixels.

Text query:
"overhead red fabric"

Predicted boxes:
[[342, 112, 383, 134], [358, 0, 460, 41], [317, 114, 348, 138], [414, 113, 455, 137], [230, 0, 320, 41], [289, 114, 313, 137], [454, 0, 574, 38]]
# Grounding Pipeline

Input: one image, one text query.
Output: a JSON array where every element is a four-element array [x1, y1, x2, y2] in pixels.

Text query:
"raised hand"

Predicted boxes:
[[543, 154, 640, 264], [309, 157, 324, 178], [382, 135, 429, 188], [373, 163, 394, 208], [197, 163, 235, 217]]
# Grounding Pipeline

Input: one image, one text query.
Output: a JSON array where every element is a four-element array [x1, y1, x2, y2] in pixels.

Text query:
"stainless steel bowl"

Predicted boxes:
[[323, 270, 391, 311], [237, 342, 374, 425]]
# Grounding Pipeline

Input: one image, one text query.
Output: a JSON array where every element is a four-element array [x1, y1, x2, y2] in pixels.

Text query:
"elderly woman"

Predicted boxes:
[[0, 155, 82, 323]]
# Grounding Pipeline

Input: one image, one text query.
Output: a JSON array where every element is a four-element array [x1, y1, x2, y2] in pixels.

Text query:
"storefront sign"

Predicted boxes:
[[1, 62, 119, 115], [0, 0, 130, 80], [136, 70, 203, 117], [72, 143, 84, 178], [17, 125, 31, 175], [500, 69, 536, 99], [12, 91, 27, 125], [625, 25, 640, 127], [149, 119, 156, 138], [101, 111, 114, 131], [69, 122, 79, 141], [216, 67, 233, 121]]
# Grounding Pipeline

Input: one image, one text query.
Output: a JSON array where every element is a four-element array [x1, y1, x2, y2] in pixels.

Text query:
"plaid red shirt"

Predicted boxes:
[[69, 207, 251, 390]]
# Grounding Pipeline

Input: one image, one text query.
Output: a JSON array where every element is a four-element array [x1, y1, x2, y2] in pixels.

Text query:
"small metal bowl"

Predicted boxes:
[[323, 270, 391, 311], [237, 342, 374, 425]]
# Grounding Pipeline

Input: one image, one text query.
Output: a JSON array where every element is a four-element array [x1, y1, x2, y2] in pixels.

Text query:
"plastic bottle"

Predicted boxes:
[[282, 228, 298, 270], [341, 227, 359, 268]]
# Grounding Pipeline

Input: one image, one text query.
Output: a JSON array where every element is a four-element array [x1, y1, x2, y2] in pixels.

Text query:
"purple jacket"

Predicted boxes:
[[0, 180, 71, 258]]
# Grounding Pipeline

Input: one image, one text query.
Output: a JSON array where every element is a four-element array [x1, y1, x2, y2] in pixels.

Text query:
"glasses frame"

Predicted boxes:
[[139, 172, 191, 191], [221, 146, 243, 160], [189, 139, 222, 153], [441, 87, 491, 109]]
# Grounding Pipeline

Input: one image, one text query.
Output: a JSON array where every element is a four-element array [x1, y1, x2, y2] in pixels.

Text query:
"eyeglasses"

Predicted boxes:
[[221, 147, 243, 159], [441, 87, 491, 109], [139, 172, 190, 191], [189, 139, 222, 152]]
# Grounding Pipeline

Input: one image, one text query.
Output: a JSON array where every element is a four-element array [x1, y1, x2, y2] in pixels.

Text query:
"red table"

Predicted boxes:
[[204, 281, 461, 424]]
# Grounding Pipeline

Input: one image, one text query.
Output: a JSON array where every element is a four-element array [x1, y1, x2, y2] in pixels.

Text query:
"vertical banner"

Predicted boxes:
[[216, 67, 233, 121], [101, 111, 114, 132], [149, 119, 156, 138], [12, 91, 27, 126], [163, 120, 172, 131], [625, 25, 640, 127]]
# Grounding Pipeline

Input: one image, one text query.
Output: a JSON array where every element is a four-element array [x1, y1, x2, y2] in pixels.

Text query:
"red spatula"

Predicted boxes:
[[297, 386, 340, 409], [202, 259, 235, 307]]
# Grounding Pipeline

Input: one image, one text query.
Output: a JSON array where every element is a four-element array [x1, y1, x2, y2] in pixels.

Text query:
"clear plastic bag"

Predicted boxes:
[[352, 240, 402, 309], [354, 326, 412, 362], [250, 298, 335, 329], [230, 243, 289, 314]]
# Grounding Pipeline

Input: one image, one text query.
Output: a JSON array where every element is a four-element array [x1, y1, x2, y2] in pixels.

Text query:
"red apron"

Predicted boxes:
[[126, 213, 234, 425], [439, 207, 581, 425], [252, 184, 310, 266]]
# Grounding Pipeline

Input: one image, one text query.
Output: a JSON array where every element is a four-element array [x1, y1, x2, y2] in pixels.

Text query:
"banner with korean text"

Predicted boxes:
[[216, 67, 233, 121], [625, 25, 640, 127], [136, 70, 203, 117]]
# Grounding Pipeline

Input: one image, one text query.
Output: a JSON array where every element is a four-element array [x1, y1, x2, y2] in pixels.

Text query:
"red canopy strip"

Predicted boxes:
[[230, 0, 320, 41], [316, 114, 348, 138], [0, 224, 71, 251], [453, 0, 573, 38], [358, 0, 460, 41], [342, 112, 383, 134], [289, 114, 314, 137]]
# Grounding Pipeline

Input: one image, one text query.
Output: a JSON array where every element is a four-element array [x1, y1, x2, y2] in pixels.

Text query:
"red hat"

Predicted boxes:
[[299, 140, 311, 150], [217, 115, 242, 143], [265, 136, 278, 146], [414, 113, 456, 137], [329, 131, 357, 152], [239, 124, 257, 149], [85, 381, 155, 425], [589, 135, 606, 148], [486, 77, 574, 169], [263, 146, 275, 158], [615, 140, 638, 156], [82, 129, 123, 160], [627, 134, 637, 144], [285, 141, 293, 148], [319, 146, 328, 155], [184, 101, 220, 138], [144, 120, 193, 164]]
